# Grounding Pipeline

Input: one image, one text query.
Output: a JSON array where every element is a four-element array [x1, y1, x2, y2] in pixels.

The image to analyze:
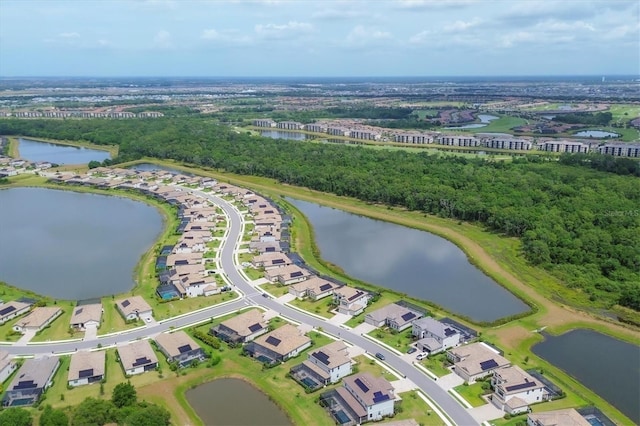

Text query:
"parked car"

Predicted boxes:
[[375, 352, 385, 360], [416, 352, 428, 361], [407, 347, 417, 354]]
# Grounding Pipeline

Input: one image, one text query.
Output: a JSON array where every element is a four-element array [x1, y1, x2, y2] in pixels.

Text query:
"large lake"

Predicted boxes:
[[288, 199, 529, 322], [186, 378, 292, 426], [18, 138, 111, 165], [0, 188, 163, 300], [533, 329, 640, 424]]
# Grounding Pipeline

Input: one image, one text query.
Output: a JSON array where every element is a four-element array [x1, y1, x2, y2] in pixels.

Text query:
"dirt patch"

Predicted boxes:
[[494, 325, 532, 350]]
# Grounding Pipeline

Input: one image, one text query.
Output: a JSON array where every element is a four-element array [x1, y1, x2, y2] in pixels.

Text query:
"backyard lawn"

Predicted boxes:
[[368, 327, 415, 353], [258, 283, 290, 298], [395, 391, 447, 426], [352, 355, 397, 381], [453, 382, 490, 407], [421, 353, 453, 377], [288, 297, 334, 318]]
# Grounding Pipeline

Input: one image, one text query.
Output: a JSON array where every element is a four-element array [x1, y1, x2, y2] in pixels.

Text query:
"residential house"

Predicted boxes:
[[2, 357, 59, 407], [333, 287, 370, 316], [12, 307, 62, 334], [288, 277, 341, 300], [251, 252, 293, 270], [412, 317, 461, 354], [537, 140, 589, 153], [250, 241, 283, 254], [115, 296, 153, 322], [68, 351, 106, 387], [491, 365, 547, 415], [155, 331, 206, 368], [166, 253, 203, 267], [245, 324, 312, 365], [264, 264, 312, 285], [210, 309, 269, 344], [447, 342, 511, 383], [364, 303, 424, 331], [527, 408, 591, 426], [321, 373, 395, 425], [173, 235, 206, 254], [0, 301, 31, 325], [118, 340, 159, 375], [70, 303, 103, 331], [291, 340, 352, 387], [0, 350, 17, 384]]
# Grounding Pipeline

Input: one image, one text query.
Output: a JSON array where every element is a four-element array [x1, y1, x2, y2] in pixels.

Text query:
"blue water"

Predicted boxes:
[[18, 138, 111, 165]]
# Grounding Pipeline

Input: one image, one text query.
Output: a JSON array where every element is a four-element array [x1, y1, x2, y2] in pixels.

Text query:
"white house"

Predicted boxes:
[[245, 324, 312, 364], [447, 342, 511, 383], [264, 264, 312, 285], [0, 301, 31, 325], [117, 340, 159, 376], [412, 317, 461, 354], [68, 351, 105, 387], [70, 303, 102, 331], [527, 408, 591, 426], [333, 287, 370, 316], [491, 365, 547, 415], [0, 350, 17, 384], [291, 340, 353, 386], [210, 309, 268, 344], [364, 303, 424, 331], [12, 307, 62, 334], [115, 296, 153, 322], [288, 276, 341, 301], [342, 373, 395, 422]]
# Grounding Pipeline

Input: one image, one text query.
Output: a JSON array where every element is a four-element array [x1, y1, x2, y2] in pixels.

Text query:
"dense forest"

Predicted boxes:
[[1, 118, 639, 311], [552, 111, 612, 126]]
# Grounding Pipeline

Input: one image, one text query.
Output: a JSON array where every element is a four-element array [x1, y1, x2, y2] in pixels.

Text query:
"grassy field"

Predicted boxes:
[[258, 283, 291, 298], [368, 328, 414, 353], [352, 355, 397, 382], [453, 382, 489, 407], [396, 391, 446, 426], [420, 353, 452, 378], [452, 115, 528, 133], [288, 297, 334, 318]]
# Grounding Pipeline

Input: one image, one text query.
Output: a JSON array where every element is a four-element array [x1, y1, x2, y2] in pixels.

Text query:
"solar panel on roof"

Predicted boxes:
[[15, 380, 37, 390], [290, 271, 303, 278], [401, 312, 416, 321], [248, 323, 263, 333], [132, 357, 152, 367], [354, 378, 369, 393], [177, 344, 192, 354], [75, 308, 83, 315], [319, 283, 332, 291], [505, 381, 537, 392], [313, 351, 330, 365], [372, 391, 390, 403], [78, 368, 94, 378], [0, 306, 16, 316], [272, 259, 285, 264], [265, 336, 281, 346], [479, 359, 499, 371], [265, 247, 275, 252], [121, 300, 131, 308], [444, 328, 457, 336], [348, 291, 363, 301]]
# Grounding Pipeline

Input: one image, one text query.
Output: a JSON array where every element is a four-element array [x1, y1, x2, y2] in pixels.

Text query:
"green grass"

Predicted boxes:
[[368, 327, 414, 353], [395, 391, 446, 426], [258, 283, 290, 298], [452, 115, 528, 133], [152, 292, 240, 320], [238, 252, 254, 264], [243, 267, 264, 281], [288, 297, 334, 318], [453, 382, 490, 407], [99, 299, 139, 336], [421, 353, 452, 377], [352, 355, 396, 381]]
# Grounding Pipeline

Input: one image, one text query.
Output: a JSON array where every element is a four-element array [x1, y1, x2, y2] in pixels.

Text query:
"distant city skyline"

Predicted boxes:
[[0, 0, 638, 77]]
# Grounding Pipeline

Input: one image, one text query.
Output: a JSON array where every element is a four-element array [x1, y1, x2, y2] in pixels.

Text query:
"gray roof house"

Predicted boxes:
[[12, 307, 62, 334], [155, 331, 206, 368], [68, 351, 106, 387], [210, 309, 268, 344], [3, 357, 60, 407], [0, 301, 31, 325], [0, 350, 17, 384], [115, 296, 153, 322], [364, 303, 424, 331], [412, 317, 461, 355], [70, 303, 102, 330], [447, 342, 511, 383]]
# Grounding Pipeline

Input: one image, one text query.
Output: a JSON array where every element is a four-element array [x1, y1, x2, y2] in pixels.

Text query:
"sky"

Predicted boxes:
[[0, 0, 638, 77]]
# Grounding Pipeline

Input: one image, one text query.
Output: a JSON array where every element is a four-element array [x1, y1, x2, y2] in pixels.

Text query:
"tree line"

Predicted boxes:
[[0, 118, 638, 311]]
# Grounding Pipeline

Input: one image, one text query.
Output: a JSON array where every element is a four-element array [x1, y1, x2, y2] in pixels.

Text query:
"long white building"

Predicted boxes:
[[597, 143, 640, 158]]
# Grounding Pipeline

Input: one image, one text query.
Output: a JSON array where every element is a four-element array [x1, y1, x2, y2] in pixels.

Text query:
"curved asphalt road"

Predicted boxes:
[[3, 188, 478, 425]]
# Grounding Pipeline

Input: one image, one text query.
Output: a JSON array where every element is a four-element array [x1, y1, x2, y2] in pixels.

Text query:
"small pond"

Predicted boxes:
[[128, 163, 193, 176], [17, 138, 111, 165], [260, 130, 308, 140], [443, 114, 498, 129], [186, 378, 293, 426], [574, 130, 620, 138], [533, 329, 640, 424]]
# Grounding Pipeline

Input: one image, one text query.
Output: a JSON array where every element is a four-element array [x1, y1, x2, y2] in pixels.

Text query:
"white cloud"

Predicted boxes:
[[443, 17, 481, 33], [312, 8, 365, 19], [200, 28, 252, 45], [344, 25, 392, 48], [397, 0, 477, 9], [603, 21, 640, 40], [254, 21, 313, 40], [153, 30, 173, 48], [59, 32, 80, 38]]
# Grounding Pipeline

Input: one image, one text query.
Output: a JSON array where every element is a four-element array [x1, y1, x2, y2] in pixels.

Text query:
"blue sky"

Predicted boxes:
[[0, 0, 638, 77]]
